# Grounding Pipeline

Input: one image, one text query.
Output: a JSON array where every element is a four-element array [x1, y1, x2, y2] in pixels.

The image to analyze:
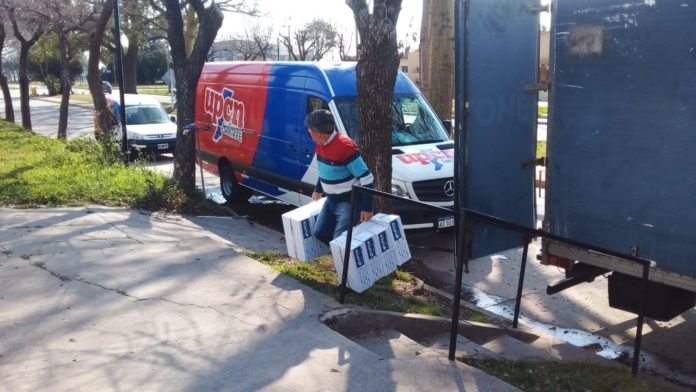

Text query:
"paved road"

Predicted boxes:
[[0, 89, 172, 140], [3, 94, 695, 387], [0, 96, 96, 139]]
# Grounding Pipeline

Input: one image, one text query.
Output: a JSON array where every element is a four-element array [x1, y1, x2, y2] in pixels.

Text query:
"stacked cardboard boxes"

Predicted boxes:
[[281, 199, 330, 261], [330, 214, 411, 293]]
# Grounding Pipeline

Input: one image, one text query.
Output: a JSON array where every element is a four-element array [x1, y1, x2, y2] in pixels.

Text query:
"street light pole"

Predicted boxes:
[[113, 0, 129, 162]]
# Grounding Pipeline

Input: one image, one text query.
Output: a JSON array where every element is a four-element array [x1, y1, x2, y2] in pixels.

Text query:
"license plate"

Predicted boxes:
[[437, 216, 455, 229], [157, 143, 169, 149]]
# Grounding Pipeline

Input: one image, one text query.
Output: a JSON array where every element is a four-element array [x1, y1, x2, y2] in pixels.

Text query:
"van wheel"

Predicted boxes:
[[219, 162, 251, 203]]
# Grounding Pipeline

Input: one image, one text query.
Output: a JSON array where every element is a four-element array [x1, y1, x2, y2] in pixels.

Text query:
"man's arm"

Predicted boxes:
[[346, 154, 374, 220], [313, 178, 324, 201]]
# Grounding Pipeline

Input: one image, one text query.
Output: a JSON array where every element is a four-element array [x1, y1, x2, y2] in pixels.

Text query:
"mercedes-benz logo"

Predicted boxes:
[[443, 180, 455, 197]]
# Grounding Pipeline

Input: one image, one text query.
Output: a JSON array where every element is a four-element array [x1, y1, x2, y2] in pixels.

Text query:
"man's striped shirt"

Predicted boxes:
[[315, 131, 373, 211]]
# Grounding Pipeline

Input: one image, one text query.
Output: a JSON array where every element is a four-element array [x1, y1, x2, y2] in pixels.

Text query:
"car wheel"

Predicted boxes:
[[219, 161, 251, 203]]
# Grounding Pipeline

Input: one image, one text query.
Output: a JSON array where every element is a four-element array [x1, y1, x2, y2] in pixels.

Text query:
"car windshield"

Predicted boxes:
[[124, 105, 169, 125], [334, 94, 450, 146]]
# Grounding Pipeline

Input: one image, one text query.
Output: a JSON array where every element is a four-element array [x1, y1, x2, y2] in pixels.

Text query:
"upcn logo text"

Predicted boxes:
[[395, 149, 454, 171], [204, 87, 246, 143]]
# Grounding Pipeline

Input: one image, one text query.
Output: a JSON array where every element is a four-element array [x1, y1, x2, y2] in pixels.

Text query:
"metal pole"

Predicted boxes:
[[113, 0, 128, 162], [168, 44, 174, 105], [338, 187, 358, 304], [449, 212, 469, 360], [632, 263, 650, 376], [513, 235, 532, 329], [195, 126, 206, 196]]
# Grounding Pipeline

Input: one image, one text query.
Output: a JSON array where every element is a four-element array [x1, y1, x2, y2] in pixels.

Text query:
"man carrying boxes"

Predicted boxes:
[[283, 109, 410, 293], [282, 108, 373, 262], [305, 109, 374, 245]]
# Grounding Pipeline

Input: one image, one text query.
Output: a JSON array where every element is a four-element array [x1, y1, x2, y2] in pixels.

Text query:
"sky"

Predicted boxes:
[[218, 0, 550, 54], [219, 0, 423, 49]]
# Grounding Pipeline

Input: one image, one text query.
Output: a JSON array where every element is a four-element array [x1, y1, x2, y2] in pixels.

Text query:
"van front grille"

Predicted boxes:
[[144, 133, 176, 140], [412, 178, 455, 202]]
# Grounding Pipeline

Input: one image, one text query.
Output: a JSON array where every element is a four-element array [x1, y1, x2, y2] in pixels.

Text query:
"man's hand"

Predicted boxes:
[[359, 211, 373, 222], [312, 191, 324, 201]]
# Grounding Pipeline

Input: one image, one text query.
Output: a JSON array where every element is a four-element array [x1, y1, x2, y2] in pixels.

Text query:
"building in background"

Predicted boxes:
[[399, 49, 420, 86]]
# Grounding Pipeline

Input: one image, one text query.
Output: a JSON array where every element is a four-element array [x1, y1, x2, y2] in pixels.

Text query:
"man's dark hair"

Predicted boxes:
[[305, 109, 335, 134]]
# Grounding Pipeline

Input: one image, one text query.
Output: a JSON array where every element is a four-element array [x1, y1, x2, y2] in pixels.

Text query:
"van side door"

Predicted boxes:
[[251, 75, 306, 205]]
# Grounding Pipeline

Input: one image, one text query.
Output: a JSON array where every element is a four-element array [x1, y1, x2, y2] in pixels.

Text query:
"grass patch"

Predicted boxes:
[[137, 85, 172, 96], [537, 140, 546, 159], [72, 82, 172, 96], [245, 251, 495, 322], [69, 94, 95, 104], [247, 251, 448, 315], [462, 359, 679, 392], [0, 120, 225, 215]]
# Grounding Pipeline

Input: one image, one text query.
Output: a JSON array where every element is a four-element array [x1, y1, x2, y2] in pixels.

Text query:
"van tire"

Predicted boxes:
[[219, 162, 251, 203]]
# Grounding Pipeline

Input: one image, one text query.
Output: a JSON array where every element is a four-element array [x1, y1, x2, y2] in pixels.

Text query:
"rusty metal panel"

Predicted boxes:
[[547, 0, 696, 277]]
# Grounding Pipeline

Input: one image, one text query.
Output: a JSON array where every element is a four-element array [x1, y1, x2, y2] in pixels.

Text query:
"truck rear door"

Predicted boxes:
[[546, 0, 696, 278], [457, 0, 540, 257]]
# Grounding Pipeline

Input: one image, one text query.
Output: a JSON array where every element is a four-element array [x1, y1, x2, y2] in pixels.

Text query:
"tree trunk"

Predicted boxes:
[[172, 75, 197, 190], [0, 23, 14, 123], [123, 40, 138, 93], [184, 8, 197, 57], [18, 46, 32, 130], [88, 0, 115, 144], [419, 0, 431, 93], [57, 32, 70, 140], [419, 0, 455, 119], [348, 0, 402, 213], [0, 72, 12, 123], [167, 0, 223, 192], [10, 11, 42, 131]]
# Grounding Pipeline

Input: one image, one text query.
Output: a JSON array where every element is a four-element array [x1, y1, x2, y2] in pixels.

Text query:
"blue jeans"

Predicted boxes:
[[313, 197, 359, 246]]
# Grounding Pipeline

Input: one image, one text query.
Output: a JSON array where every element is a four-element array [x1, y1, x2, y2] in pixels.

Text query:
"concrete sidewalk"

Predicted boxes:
[[0, 207, 517, 391]]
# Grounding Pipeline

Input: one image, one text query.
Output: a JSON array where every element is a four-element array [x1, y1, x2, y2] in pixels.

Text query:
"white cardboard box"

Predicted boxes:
[[281, 199, 329, 261], [370, 214, 411, 265], [352, 229, 386, 282], [330, 232, 375, 293], [358, 221, 399, 274], [329, 216, 411, 293]]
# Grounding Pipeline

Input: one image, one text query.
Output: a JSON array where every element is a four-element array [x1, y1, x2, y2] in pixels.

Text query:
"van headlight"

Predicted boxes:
[[391, 181, 411, 199], [129, 131, 144, 140]]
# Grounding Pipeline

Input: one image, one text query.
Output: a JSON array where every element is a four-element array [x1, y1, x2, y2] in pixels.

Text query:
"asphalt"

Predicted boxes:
[[0, 206, 519, 391]]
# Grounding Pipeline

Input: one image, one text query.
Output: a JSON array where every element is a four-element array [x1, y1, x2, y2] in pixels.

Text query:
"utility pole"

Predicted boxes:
[[113, 0, 129, 162]]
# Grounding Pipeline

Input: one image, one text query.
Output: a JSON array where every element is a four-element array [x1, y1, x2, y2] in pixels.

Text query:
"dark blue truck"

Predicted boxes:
[[457, 0, 696, 321]]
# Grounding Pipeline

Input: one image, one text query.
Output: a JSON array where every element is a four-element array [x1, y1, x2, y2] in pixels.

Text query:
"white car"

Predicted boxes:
[[109, 94, 177, 156]]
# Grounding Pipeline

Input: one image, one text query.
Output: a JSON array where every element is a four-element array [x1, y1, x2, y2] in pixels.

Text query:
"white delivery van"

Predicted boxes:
[[195, 62, 454, 229]]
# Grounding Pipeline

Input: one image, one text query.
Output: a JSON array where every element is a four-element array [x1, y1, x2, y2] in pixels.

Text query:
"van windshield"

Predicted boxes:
[[334, 94, 450, 146], [124, 105, 170, 125]]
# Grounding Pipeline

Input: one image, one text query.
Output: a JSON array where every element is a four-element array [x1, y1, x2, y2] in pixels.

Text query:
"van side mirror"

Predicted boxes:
[[442, 119, 452, 136], [170, 115, 176, 123]]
